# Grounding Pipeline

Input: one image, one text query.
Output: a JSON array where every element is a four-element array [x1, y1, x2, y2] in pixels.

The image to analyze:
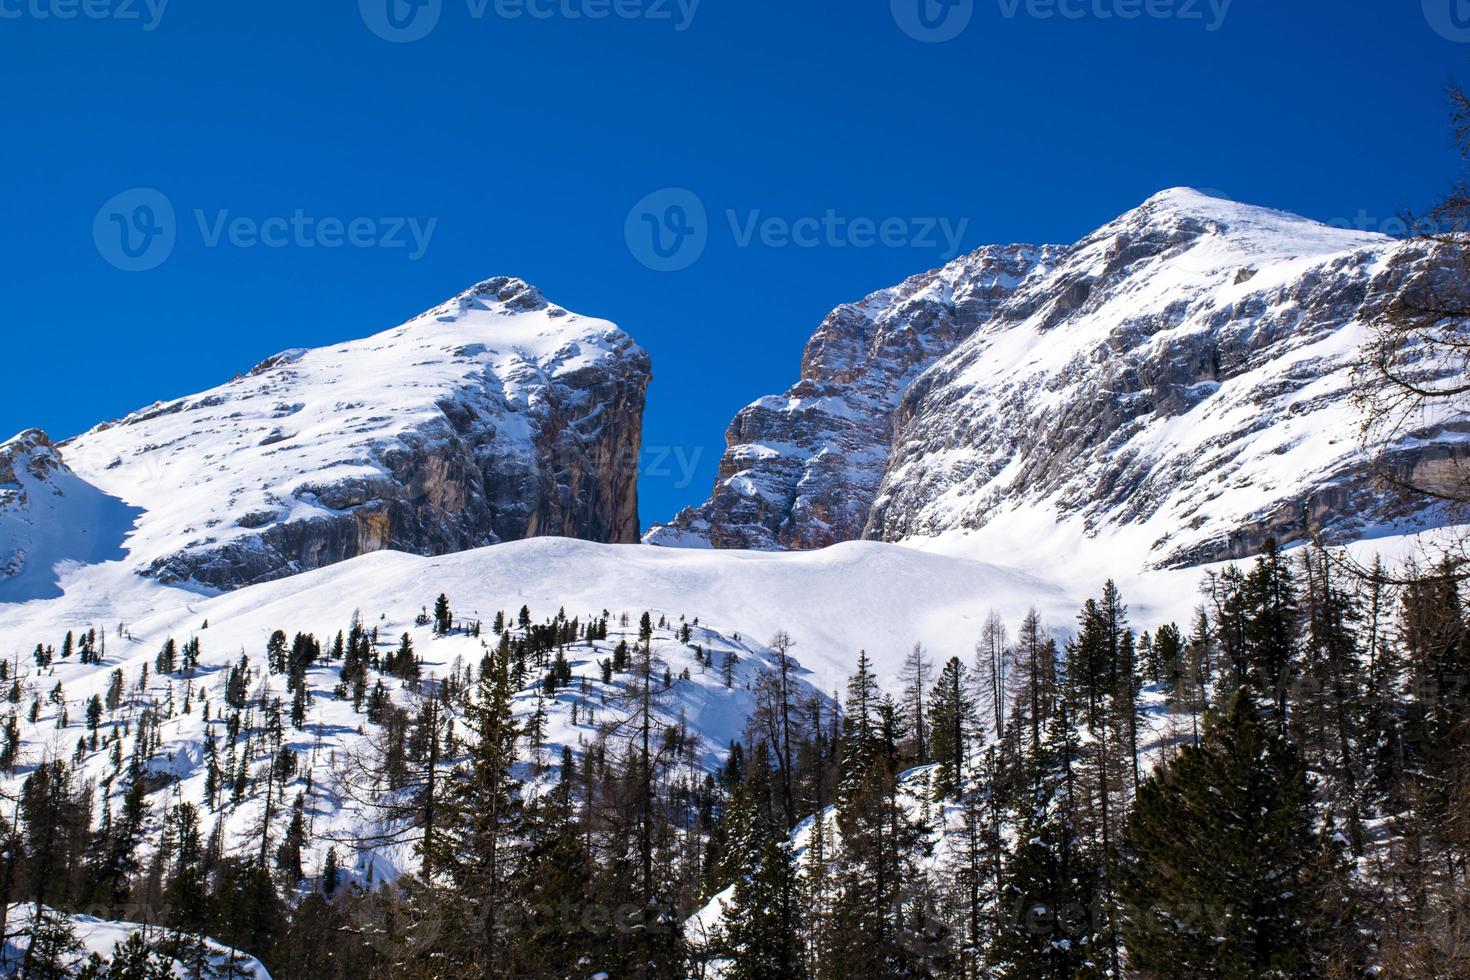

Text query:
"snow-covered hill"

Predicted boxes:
[[1, 522, 1449, 891], [3, 905, 272, 978], [0, 518, 1271, 889], [4, 276, 650, 596], [0, 536, 1086, 725]]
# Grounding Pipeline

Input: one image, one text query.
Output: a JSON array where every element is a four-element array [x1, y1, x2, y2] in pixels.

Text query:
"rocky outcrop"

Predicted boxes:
[[0, 429, 143, 601], [0, 429, 61, 492], [866, 190, 1468, 567], [646, 245, 1059, 550], [55, 277, 651, 591]]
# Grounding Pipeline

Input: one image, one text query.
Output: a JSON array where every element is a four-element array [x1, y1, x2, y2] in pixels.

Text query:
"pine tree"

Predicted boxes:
[[897, 642, 934, 763], [322, 846, 341, 896], [434, 593, 453, 636], [22, 909, 85, 980], [826, 660, 935, 978], [1013, 608, 1057, 764], [1243, 538, 1300, 726], [927, 656, 976, 800], [990, 807, 1098, 979], [429, 648, 525, 975], [836, 650, 881, 810], [154, 638, 178, 675], [1296, 547, 1367, 852], [275, 792, 307, 882], [1121, 689, 1332, 977], [722, 760, 807, 980], [267, 629, 289, 675], [512, 767, 598, 976]]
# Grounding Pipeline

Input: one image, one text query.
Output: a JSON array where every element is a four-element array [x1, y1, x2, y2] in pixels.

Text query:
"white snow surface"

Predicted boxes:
[[0, 525, 1455, 891], [3, 904, 271, 977]]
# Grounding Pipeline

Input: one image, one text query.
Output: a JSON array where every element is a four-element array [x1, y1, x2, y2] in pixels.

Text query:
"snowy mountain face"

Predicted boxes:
[[655, 189, 1466, 569], [646, 245, 1060, 549], [26, 277, 649, 592], [868, 189, 1465, 567]]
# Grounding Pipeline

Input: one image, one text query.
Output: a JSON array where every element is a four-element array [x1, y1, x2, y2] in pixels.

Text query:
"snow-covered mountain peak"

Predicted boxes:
[[657, 189, 1460, 572], [1078, 187, 1389, 279], [13, 278, 652, 595], [869, 199, 1458, 569]]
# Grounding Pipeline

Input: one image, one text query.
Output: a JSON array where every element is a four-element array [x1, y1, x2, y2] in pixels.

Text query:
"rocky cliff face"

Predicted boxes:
[[866, 190, 1467, 567], [47, 277, 650, 591], [655, 189, 1466, 569], [645, 245, 1059, 549]]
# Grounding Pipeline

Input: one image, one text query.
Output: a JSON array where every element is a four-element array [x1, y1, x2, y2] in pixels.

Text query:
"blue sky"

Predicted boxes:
[[1, 0, 1466, 529]]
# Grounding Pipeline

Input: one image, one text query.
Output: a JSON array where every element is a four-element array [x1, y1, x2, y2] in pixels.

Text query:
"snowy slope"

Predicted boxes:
[[34, 276, 649, 593], [0, 529, 1455, 896], [0, 539, 849, 889], [0, 528, 1167, 894], [3, 905, 272, 978]]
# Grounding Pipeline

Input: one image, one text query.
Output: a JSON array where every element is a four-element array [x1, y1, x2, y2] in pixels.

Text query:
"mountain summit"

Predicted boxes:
[[2, 276, 651, 595]]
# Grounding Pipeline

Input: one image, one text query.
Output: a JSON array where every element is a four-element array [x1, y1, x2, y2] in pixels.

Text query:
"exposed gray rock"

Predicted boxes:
[[646, 245, 1060, 549]]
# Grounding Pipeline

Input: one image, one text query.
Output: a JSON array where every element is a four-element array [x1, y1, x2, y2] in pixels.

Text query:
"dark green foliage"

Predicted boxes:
[[927, 656, 975, 800], [1121, 689, 1335, 977], [433, 593, 453, 635]]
